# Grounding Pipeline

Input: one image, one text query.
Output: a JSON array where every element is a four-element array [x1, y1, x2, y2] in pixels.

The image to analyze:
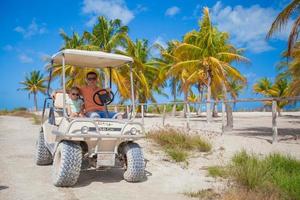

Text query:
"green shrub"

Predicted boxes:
[[230, 151, 271, 189], [207, 166, 228, 178], [12, 107, 27, 111], [166, 148, 188, 162], [228, 151, 300, 200]]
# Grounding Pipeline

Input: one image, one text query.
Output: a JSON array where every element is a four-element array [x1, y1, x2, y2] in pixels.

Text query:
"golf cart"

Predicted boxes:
[[36, 49, 145, 187]]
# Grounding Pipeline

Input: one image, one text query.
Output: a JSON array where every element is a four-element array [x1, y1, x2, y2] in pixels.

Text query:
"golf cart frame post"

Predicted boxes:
[[49, 50, 136, 119]]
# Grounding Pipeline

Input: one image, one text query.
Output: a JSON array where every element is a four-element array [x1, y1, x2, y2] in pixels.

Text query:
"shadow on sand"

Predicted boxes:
[[0, 185, 9, 190], [232, 127, 300, 143], [74, 168, 151, 187]]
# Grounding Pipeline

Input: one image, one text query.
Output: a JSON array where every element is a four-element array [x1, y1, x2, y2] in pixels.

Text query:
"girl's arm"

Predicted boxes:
[[80, 100, 85, 114], [67, 104, 72, 116]]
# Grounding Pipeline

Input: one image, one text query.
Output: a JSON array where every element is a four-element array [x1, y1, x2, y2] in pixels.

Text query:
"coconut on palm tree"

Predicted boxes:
[[19, 70, 47, 111]]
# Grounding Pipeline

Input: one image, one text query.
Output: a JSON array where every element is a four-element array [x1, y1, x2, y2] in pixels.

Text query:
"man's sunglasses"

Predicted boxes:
[[87, 77, 97, 81], [71, 93, 80, 96]]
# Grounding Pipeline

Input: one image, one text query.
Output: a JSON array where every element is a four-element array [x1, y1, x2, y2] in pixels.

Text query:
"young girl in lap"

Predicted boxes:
[[66, 87, 84, 117]]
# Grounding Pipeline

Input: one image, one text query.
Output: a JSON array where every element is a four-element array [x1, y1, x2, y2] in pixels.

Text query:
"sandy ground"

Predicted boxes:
[[0, 112, 299, 200]]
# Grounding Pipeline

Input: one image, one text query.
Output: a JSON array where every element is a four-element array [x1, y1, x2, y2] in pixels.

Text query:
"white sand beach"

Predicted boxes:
[[0, 112, 299, 200]]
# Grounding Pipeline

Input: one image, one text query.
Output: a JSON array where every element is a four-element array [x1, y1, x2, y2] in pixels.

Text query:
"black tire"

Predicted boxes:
[[35, 131, 52, 165], [52, 141, 82, 187], [123, 143, 145, 182]]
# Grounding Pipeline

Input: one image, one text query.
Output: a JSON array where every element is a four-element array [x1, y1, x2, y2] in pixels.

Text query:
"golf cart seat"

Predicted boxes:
[[49, 92, 68, 125], [53, 92, 65, 115]]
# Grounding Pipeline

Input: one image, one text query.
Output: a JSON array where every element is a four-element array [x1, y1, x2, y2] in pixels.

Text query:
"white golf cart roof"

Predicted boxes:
[[51, 49, 133, 68]]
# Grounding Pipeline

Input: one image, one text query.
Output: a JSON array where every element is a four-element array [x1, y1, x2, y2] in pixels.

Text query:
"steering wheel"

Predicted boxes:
[[93, 89, 115, 106]]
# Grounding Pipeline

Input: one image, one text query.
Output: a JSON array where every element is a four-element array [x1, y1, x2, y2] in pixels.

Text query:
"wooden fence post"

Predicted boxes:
[[207, 101, 212, 123], [186, 102, 190, 130], [172, 103, 176, 117], [141, 104, 144, 125], [162, 104, 167, 126], [272, 100, 278, 143], [222, 101, 225, 134]]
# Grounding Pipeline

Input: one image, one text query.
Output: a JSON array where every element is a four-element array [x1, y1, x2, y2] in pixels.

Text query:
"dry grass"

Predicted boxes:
[[184, 189, 221, 200], [0, 108, 41, 125], [147, 128, 211, 162], [222, 188, 281, 200]]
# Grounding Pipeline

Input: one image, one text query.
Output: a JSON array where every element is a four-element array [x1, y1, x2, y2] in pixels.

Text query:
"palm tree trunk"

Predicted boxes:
[[172, 85, 177, 116], [183, 91, 188, 118], [276, 101, 282, 117], [206, 70, 212, 123], [222, 84, 233, 130], [225, 103, 233, 130], [197, 84, 203, 115], [212, 101, 218, 117], [34, 92, 38, 111]]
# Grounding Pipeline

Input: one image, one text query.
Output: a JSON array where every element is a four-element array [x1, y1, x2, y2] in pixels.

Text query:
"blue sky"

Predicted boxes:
[[0, 0, 293, 110]]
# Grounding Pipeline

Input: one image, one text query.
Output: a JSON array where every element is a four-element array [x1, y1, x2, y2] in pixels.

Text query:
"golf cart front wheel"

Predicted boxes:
[[123, 143, 145, 182], [52, 141, 82, 187], [35, 131, 52, 165]]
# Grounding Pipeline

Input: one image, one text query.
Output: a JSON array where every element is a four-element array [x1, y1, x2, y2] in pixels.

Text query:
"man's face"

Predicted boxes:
[[86, 74, 97, 86]]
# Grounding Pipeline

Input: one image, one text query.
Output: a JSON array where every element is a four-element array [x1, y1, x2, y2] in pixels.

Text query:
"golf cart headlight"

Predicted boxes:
[[81, 126, 89, 134], [130, 127, 137, 135]]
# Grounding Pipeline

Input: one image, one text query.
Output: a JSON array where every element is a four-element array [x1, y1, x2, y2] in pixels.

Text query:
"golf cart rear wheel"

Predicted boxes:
[[123, 143, 145, 182], [35, 131, 52, 165], [52, 141, 82, 187]]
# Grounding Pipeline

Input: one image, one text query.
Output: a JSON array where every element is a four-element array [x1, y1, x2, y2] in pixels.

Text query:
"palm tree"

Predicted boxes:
[[152, 40, 183, 115], [50, 16, 129, 91], [277, 43, 300, 96], [253, 78, 290, 116], [49, 30, 99, 88], [253, 77, 273, 96], [116, 39, 162, 106], [267, 0, 300, 55], [83, 16, 135, 99], [228, 79, 245, 110], [19, 70, 47, 111], [172, 7, 247, 126], [83, 16, 128, 52], [188, 92, 198, 112]]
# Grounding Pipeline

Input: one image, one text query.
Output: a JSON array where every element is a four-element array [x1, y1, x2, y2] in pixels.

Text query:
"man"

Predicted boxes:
[[80, 71, 116, 118]]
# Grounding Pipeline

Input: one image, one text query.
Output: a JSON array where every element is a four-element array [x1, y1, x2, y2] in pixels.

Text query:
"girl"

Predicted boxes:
[[66, 86, 84, 117]]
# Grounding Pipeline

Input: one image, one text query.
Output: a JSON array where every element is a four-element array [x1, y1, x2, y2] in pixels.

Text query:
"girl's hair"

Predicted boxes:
[[70, 86, 80, 93]]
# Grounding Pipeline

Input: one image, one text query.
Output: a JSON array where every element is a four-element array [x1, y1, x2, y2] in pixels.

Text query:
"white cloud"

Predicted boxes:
[[3, 45, 13, 51], [82, 0, 134, 26], [154, 36, 167, 49], [14, 19, 47, 38], [165, 6, 180, 17], [19, 54, 33, 63], [150, 36, 167, 57], [210, 1, 292, 53], [134, 4, 148, 14]]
